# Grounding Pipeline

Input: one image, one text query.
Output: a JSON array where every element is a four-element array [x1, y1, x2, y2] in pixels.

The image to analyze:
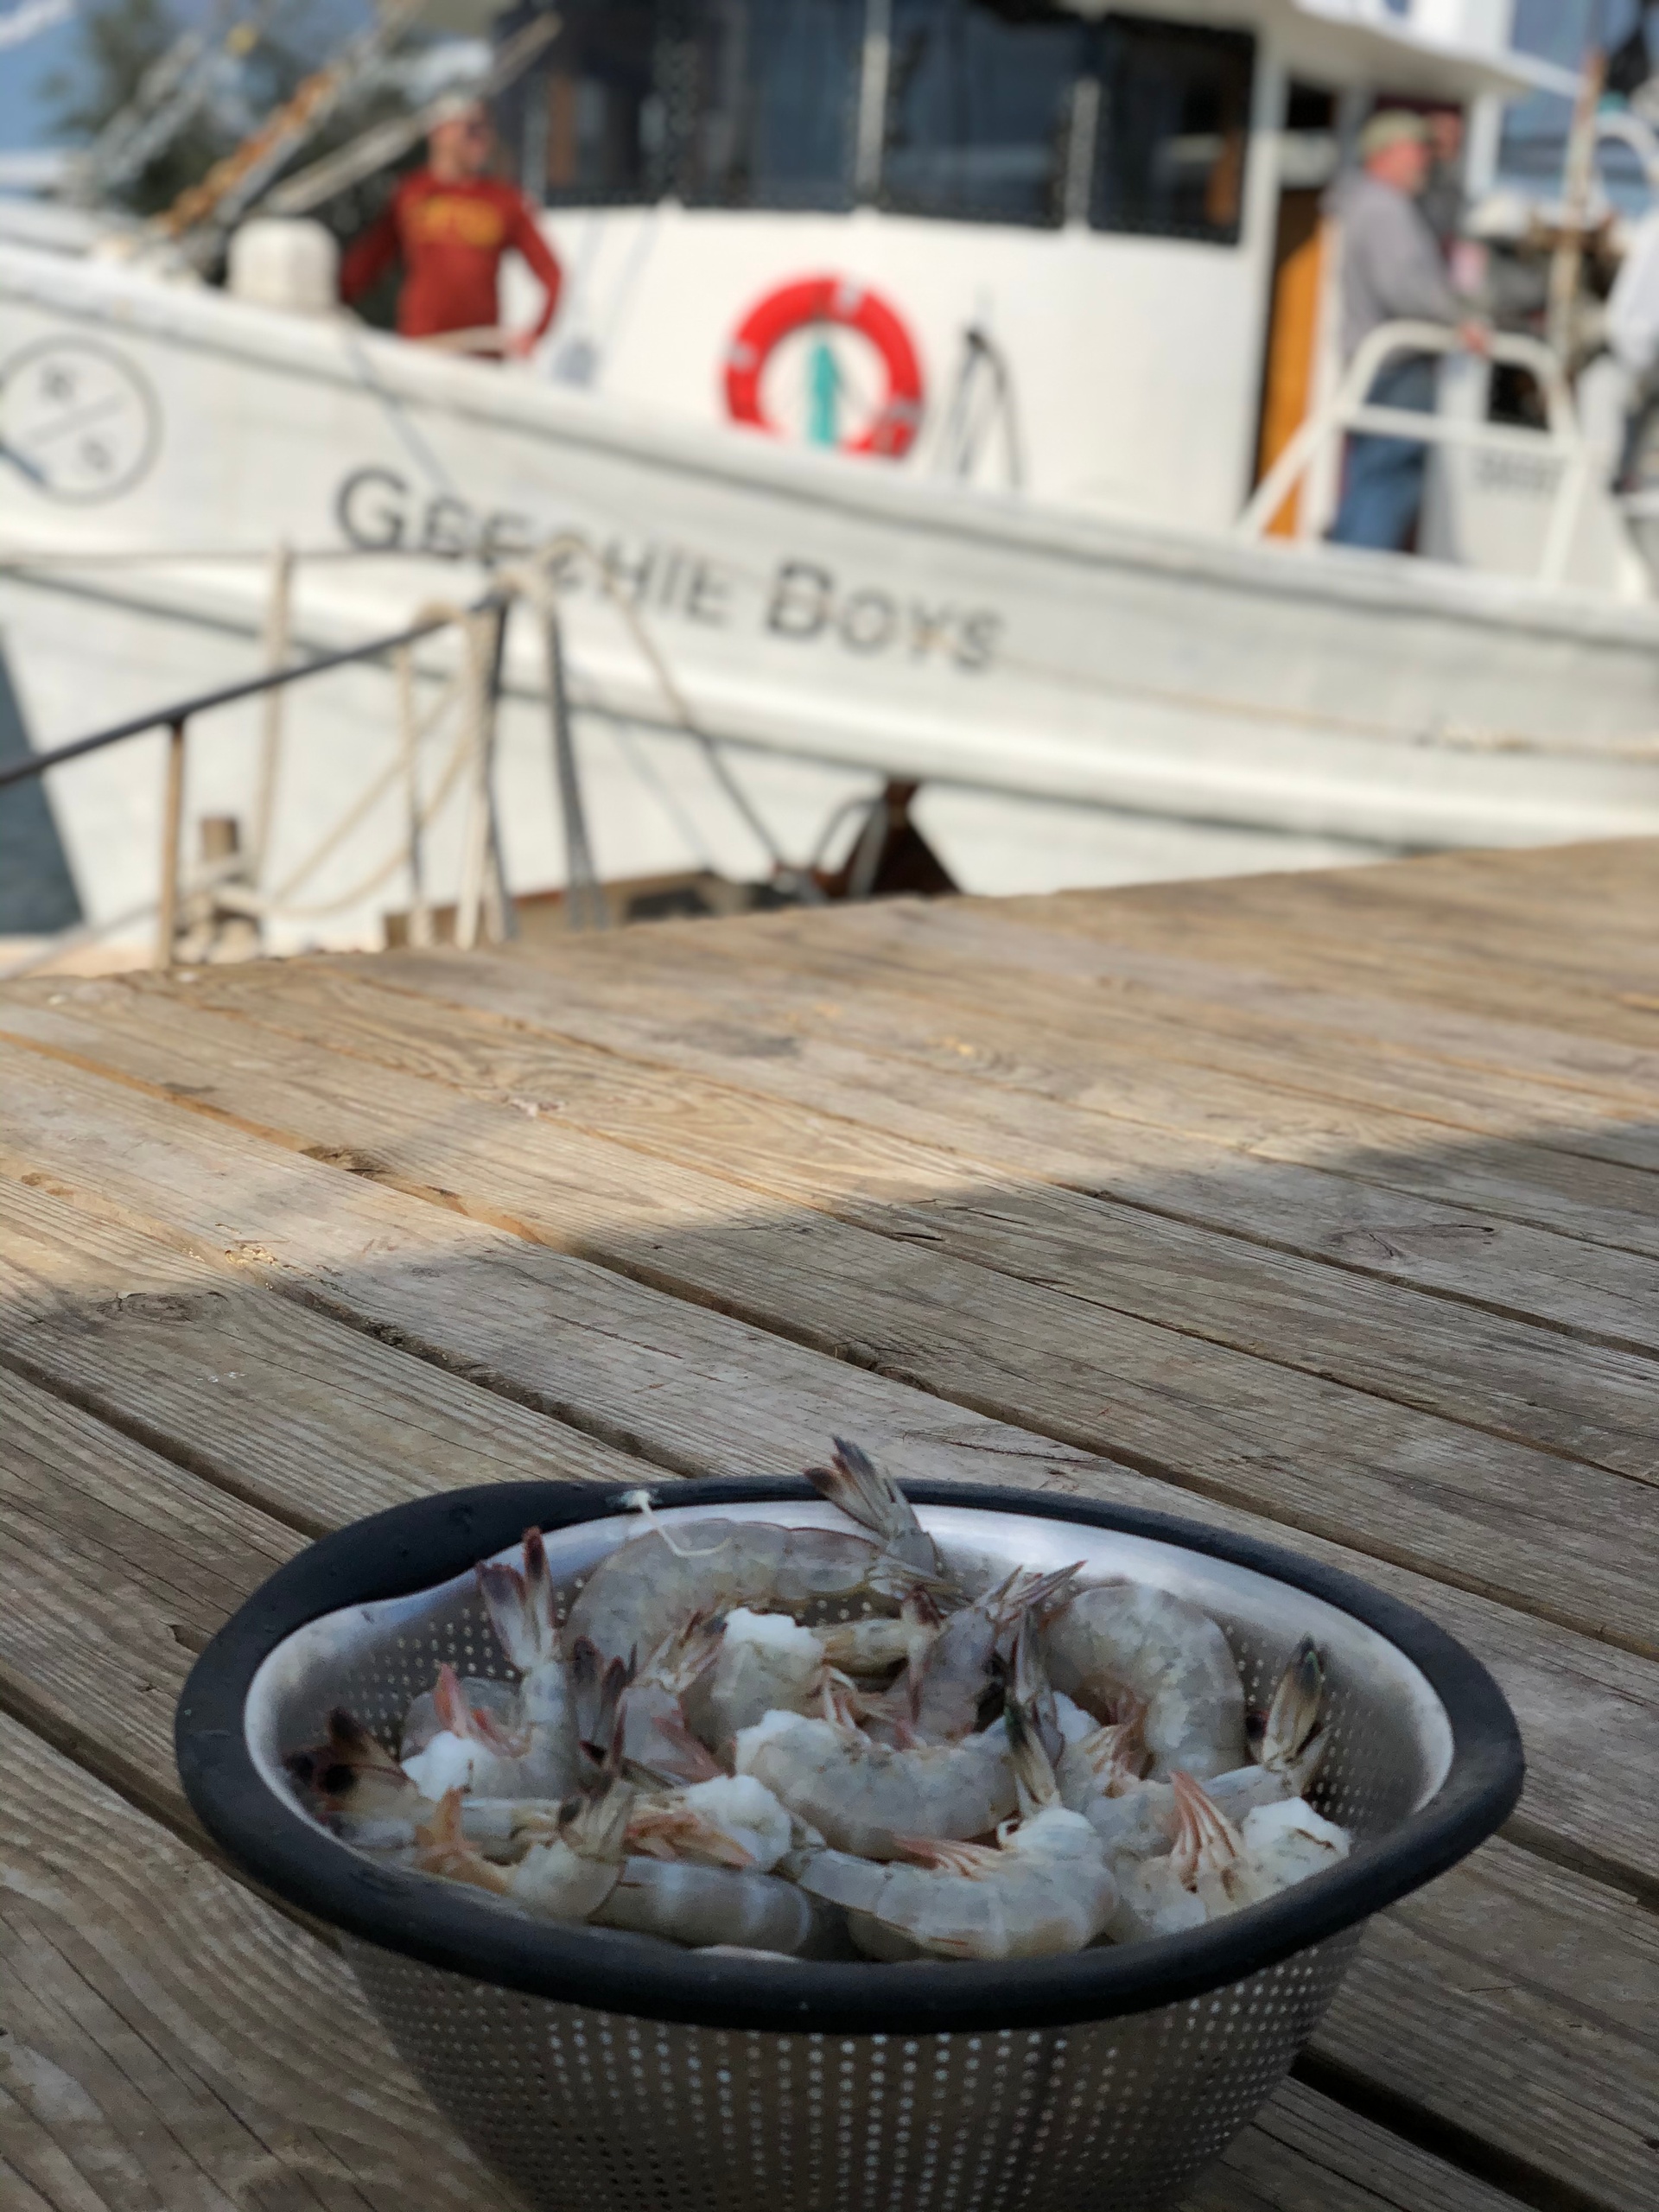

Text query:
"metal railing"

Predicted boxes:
[[1, 533, 821, 977], [0, 590, 489, 972], [1237, 321, 1597, 585]]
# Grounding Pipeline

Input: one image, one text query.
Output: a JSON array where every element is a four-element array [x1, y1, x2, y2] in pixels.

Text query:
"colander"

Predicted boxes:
[[177, 1478, 1522, 2212]]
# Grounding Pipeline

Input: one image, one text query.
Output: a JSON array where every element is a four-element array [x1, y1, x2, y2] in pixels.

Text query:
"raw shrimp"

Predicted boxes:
[[618, 1617, 727, 1784], [799, 1706, 1116, 1961], [820, 1590, 944, 1680], [597, 1858, 836, 1955], [474, 1529, 582, 1795], [1044, 1580, 1246, 1778], [1062, 1641, 1331, 1861], [400, 1664, 548, 1801], [684, 1607, 829, 1755], [416, 1778, 632, 1923], [735, 1678, 1016, 1859], [1106, 1771, 1349, 1944], [622, 1775, 798, 1873], [565, 1502, 914, 1670], [902, 1566, 1082, 1746], [288, 1707, 520, 1851]]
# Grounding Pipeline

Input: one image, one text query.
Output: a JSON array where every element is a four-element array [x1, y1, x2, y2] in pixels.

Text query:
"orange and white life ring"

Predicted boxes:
[[724, 276, 925, 459]]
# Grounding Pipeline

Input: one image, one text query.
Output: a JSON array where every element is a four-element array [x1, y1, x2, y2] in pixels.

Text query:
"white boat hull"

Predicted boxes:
[[4, 244, 1659, 946]]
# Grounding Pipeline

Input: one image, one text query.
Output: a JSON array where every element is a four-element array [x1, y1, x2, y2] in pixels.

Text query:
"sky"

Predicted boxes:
[[0, 0, 375, 157], [0, 0, 1639, 160]]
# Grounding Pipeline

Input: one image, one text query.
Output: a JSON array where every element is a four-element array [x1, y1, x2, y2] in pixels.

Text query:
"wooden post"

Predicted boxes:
[[154, 717, 187, 969], [250, 539, 294, 899]]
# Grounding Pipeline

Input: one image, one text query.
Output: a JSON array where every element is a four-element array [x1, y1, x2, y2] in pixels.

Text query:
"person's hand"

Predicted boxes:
[[505, 328, 540, 361], [1458, 318, 1492, 358]]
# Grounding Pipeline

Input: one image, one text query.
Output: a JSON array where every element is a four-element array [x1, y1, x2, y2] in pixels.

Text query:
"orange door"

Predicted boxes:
[[1255, 188, 1326, 537]]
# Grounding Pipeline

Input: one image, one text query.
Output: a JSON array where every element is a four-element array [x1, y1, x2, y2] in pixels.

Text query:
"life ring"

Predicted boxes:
[[724, 276, 925, 459]]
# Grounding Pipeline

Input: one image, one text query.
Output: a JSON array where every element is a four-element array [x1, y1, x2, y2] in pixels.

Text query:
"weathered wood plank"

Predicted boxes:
[[1313, 1837, 1659, 2212], [605, 898, 1659, 1234], [0, 1063, 1654, 1904], [2, 1371, 1648, 2212], [0, 1175, 645, 1536], [928, 887, 1659, 1082], [0, 1368, 299, 1831], [993, 867, 1659, 1052], [0, 1708, 493, 2210], [325, 949, 1659, 1357], [142, 959, 1659, 1488], [607, 905, 1659, 1261], [2, 1007, 1652, 1658], [1189, 2082, 1528, 2212]]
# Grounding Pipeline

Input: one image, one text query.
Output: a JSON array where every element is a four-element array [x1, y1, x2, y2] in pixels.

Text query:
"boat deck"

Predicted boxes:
[[0, 839, 1654, 2212]]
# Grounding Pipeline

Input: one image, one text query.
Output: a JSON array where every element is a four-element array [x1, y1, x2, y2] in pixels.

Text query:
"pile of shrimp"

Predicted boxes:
[[288, 1441, 1351, 1964]]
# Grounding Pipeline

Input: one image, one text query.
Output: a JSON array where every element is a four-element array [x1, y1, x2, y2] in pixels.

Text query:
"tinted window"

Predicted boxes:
[[881, 0, 1084, 229], [1092, 15, 1255, 244], [664, 0, 865, 210], [532, 0, 659, 205]]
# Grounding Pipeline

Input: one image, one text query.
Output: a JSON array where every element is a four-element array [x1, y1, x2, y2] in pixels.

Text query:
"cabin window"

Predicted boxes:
[[663, 0, 865, 210], [537, 1, 658, 204], [1090, 16, 1255, 245], [519, 1, 1255, 242], [534, 0, 864, 207], [879, 0, 1084, 229]]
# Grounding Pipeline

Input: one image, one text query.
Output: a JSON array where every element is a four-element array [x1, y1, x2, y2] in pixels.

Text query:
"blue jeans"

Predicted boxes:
[[1328, 355, 1439, 552]]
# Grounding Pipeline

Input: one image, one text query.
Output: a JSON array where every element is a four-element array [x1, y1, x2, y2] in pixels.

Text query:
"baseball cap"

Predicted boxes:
[[1359, 110, 1430, 162]]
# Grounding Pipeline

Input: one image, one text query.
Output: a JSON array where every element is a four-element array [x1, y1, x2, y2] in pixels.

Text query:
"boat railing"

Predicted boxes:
[[0, 534, 815, 978], [1236, 321, 1598, 585]]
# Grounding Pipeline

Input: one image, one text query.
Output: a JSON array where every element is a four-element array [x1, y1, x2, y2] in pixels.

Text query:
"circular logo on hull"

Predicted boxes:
[[724, 276, 925, 461], [0, 337, 161, 503]]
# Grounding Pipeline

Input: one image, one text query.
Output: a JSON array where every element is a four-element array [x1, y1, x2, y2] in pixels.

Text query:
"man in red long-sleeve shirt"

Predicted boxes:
[[340, 96, 561, 359]]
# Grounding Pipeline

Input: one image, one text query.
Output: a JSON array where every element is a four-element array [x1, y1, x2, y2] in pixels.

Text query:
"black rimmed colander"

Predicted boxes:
[[177, 1478, 1522, 2212]]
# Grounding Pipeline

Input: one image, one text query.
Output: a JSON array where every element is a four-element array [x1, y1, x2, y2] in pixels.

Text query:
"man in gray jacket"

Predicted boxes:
[[1327, 110, 1488, 551]]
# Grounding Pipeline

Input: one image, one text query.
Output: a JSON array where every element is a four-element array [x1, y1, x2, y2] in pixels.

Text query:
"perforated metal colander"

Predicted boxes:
[[178, 1478, 1522, 2212]]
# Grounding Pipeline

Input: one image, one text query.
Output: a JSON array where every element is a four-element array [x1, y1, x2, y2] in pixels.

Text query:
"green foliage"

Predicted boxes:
[[41, 0, 226, 215], [39, 1, 413, 228]]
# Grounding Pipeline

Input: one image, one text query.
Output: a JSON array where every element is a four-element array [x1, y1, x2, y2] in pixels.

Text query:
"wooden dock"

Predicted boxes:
[[0, 838, 1654, 2212]]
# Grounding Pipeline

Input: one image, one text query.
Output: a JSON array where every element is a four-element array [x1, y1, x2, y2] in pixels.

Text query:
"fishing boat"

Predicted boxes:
[[3, 0, 1650, 957]]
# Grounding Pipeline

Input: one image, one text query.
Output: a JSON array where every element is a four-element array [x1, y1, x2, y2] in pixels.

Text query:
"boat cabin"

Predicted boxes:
[[495, 1, 1560, 532]]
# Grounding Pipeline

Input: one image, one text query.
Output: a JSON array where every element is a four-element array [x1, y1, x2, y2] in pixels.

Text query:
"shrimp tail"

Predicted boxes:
[[641, 1610, 728, 1696], [1249, 1637, 1327, 1791], [898, 1834, 1001, 1878], [621, 1697, 726, 1786], [807, 1438, 913, 1545], [1004, 1696, 1062, 1819], [627, 1801, 757, 1870], [808, 1439, 947, 1590], [433, 1662, 470, 1737], [571, 1637, 632, 1768], [415, 1788, 513, 1893], [564, 1768, 635, 1863], [477, 1527, 558, 1673], [1079, 1699, 1151, 1796], [1170, 1770, 1245, 1886], [1003, 1561, 1086, 1634]]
